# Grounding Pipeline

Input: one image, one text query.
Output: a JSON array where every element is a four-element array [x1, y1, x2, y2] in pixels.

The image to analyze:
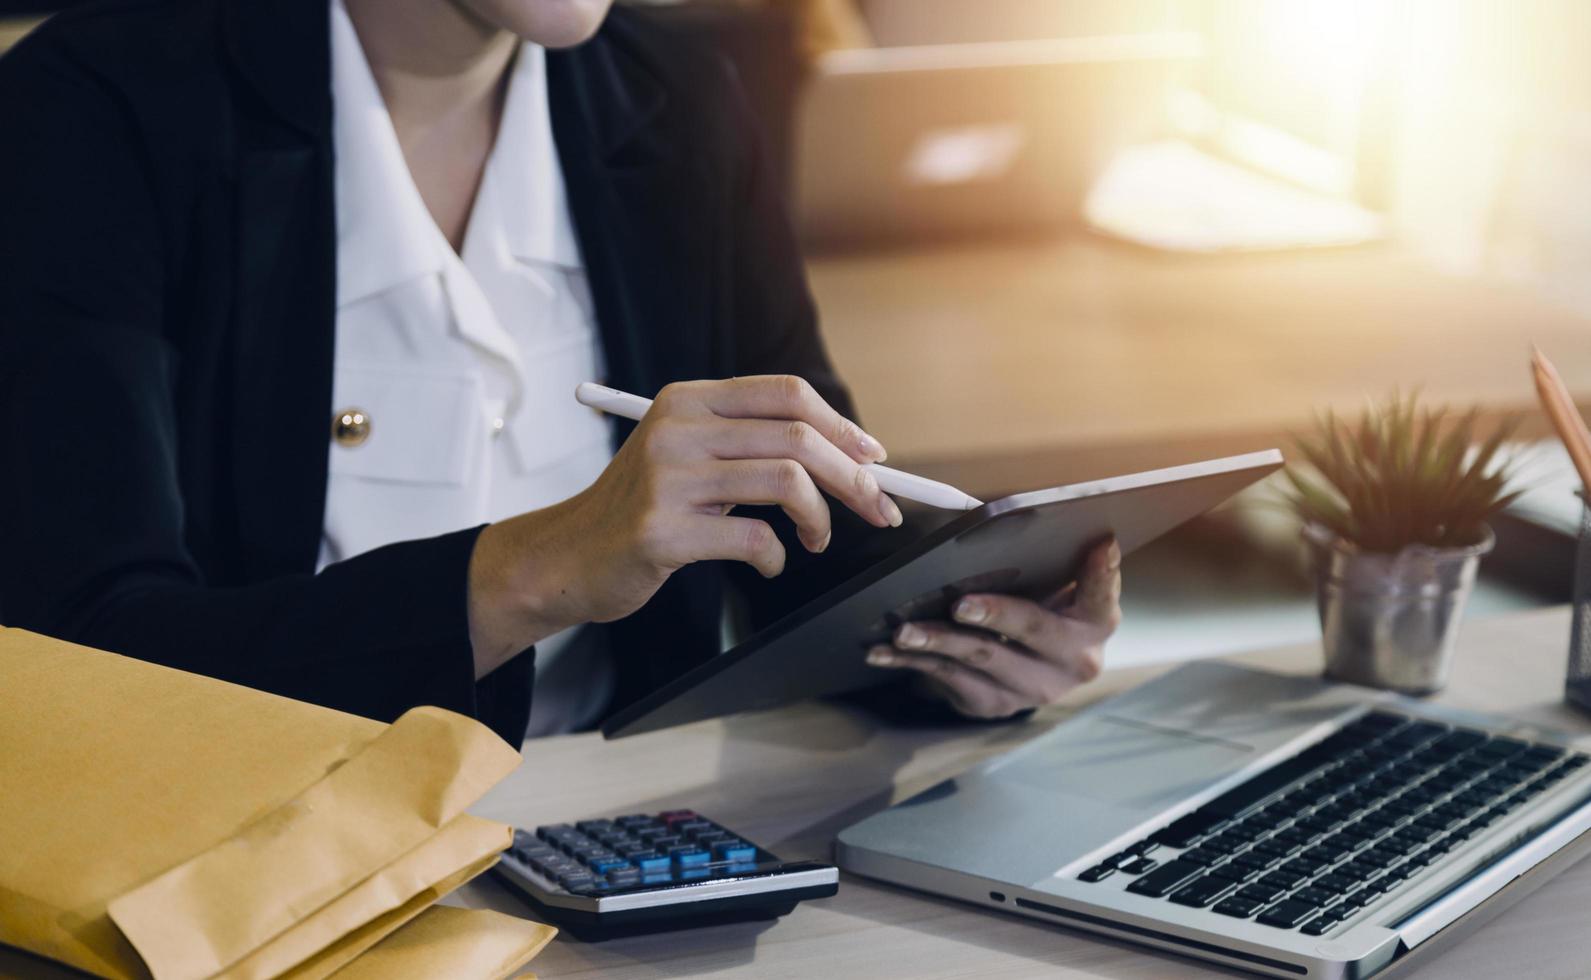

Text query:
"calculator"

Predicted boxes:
[[494, 810, 839, 940]]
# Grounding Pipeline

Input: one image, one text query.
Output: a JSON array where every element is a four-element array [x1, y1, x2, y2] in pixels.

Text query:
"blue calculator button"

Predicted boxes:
[[714, 841, 757, 862], [679, 866, 710, 880], [674, 849, 711, 868], [589, 857, 631, 874], [635, 854, 672, 873]]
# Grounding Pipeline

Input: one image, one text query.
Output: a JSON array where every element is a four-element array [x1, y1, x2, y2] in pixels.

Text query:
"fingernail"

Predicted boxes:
[[955, 598, 987, 624], [1107, 539, 1122, 568], [858, 431, 887, 462], [867, 648, 894, 666], [896, 624, 926, 648], [881, 495, 904, 528], [817, 530, 831, 553]]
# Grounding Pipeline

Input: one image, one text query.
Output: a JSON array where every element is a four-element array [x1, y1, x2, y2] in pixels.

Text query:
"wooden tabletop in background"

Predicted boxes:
[[806, 238, 1591, 496]]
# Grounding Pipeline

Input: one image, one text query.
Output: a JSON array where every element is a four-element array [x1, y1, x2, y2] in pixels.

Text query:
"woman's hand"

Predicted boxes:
[[467, 375, 902, 675], [865, 538, 1122, 718]]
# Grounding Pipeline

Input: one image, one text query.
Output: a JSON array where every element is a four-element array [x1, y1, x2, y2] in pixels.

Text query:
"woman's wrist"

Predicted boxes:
[[466, 504, 588, 678]]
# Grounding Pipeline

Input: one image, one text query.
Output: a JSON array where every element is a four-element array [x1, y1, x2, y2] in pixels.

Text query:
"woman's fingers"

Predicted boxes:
[[865, 644, 1028, 719], [860, 540, 1123, 719], [889, 621, 1074, 698], [667, 514, 787, 578], [1069, 537, 1123, 625], [663, 375, 888, 465], [693, 459, 833, 553], [686, 417, 900, 528], [950, 592, 1107, 683]]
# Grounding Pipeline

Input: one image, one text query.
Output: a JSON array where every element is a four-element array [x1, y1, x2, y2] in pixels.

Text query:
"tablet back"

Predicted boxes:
[[603, 450, 1283, 738]]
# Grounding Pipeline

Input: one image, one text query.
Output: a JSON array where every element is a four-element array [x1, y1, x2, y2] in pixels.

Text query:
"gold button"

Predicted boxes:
[[333, 408, 371, 447]]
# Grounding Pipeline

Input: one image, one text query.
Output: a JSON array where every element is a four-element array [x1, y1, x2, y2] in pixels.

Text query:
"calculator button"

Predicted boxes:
[[529, 856, 572, 878], [673, 848, 711, 867], [607, 868, 642, 886], [536, 824, 578, 844], [589, 857, 631, 874], [635, 854, 672, 874], [558, 871, 596, 890], [713, 841, 757, 862], [511, 839, 556, 860]]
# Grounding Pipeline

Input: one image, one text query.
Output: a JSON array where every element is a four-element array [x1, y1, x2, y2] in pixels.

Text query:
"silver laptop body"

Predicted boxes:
[[836, 661, 1591, 978]]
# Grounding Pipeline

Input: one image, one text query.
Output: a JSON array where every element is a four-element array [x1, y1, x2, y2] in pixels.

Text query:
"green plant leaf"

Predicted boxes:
[[1284, 394, 1521, 553]]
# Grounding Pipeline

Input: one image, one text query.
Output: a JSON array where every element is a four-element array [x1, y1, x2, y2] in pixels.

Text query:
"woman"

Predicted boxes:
[[0, 0, 1120, 743]]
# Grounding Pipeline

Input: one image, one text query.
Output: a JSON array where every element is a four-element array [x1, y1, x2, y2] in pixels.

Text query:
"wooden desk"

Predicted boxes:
[[459, 606, 1591, 979], [806, 238, 1591, 497]]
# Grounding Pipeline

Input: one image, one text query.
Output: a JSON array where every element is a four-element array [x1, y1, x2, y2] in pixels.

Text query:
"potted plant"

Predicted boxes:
[[1283, 393, 1523, 694]]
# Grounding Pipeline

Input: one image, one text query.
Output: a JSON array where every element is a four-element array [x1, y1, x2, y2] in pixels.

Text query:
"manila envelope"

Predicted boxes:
[[0, 627, 527, 979], [327, 906, 555, 980]]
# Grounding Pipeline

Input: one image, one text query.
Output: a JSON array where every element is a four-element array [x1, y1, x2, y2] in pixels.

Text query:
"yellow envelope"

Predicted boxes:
[[0, 627, 526, 979], [326, 906, 555, 980]]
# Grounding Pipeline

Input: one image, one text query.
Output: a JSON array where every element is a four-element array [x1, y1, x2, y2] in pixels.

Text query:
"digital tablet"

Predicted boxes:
[[602, 450, 1284, 739]]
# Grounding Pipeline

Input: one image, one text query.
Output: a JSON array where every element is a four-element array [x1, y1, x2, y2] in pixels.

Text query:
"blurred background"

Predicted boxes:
[[6, 0, 1591, 668]]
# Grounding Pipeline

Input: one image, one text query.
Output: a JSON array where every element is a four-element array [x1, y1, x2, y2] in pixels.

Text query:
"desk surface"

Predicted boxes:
[[460, 606, 1591, 979], [807, 238, 1591, 496]]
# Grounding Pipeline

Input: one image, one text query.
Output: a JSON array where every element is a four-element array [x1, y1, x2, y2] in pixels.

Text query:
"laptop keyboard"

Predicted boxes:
[[1078, 711, 1587, 936]]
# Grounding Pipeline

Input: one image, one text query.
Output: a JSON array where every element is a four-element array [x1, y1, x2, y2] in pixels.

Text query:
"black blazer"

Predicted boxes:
[[0, 0, 874, 743]]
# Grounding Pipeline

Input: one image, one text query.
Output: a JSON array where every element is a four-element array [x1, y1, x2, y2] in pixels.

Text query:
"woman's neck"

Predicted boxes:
[[344, 0, 517, 127], [343, 0, 518, 251]]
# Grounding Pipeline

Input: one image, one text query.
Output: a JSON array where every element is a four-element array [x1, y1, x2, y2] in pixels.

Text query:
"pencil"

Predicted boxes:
[[1530, 345, 1591, 491]]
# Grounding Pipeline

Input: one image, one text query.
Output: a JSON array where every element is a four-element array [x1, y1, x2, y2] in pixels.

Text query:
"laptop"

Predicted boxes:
[[794, 34, 1200, 248], [837, 660, 1591, 977]]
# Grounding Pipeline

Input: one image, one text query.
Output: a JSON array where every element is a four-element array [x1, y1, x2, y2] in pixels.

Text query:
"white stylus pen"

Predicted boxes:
[[575, 382, 984, 511]]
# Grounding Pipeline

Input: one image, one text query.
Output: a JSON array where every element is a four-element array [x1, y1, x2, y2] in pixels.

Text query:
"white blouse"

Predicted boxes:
[[324, 0, 615, 735]]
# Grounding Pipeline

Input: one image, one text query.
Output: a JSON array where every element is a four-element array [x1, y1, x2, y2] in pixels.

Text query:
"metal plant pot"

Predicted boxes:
[[1305, 523, 1495, 695]]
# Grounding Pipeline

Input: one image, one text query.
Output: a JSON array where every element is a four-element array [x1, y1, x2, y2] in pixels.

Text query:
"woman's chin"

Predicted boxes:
[[463, 0, 615, 48]]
